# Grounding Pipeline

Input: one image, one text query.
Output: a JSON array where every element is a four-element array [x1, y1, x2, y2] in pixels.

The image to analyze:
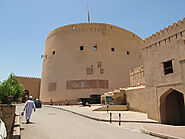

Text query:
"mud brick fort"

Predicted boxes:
[[17, 17, 185, 125]]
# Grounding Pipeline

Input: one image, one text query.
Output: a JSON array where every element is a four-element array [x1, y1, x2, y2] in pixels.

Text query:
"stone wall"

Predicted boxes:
[[130, 65, 145, 86], [17, 76, 41, 100], [0, 104, 15, 139], [125, 86, 147, 113]]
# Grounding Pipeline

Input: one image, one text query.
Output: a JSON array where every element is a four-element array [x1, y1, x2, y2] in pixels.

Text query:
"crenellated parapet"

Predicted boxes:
[[16, 76, 41, 80], [143, 18, 185, 49]]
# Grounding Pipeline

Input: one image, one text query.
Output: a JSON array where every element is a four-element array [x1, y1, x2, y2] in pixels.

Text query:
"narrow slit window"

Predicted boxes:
[[163, 60, 173, 75], [97, 61, 102, 68], [52, 51, 55, 55], [111, 48, 115, 52], [127, 51, 130, 55], [180, 32, 182, 37]]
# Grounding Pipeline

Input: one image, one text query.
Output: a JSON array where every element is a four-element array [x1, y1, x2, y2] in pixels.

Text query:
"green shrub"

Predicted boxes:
[[0, 73, 24, 104]]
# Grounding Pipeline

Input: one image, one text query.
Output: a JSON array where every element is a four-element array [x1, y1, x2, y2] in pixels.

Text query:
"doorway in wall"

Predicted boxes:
[[160, 89, 185, 125], [22, 90, 29, 103]]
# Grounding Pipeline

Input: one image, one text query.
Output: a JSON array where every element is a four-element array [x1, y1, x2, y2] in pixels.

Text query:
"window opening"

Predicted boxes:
[[97, 61, 102, 68], [94, 46, 97, 50], [100, 68, 104, 74], [111, 48, 115, 52], [163, 60, 173, 75], [80, 46, 84, 50], [127, 51, 130, 55], [52, 51, 55, 55], [87, 68, 93, 75], [180, 32, 182, 37]]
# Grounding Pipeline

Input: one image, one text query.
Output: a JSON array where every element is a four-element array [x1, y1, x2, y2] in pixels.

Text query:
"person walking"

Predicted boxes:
[[22, 96, 36, 124], [0, 118, 7, 139]]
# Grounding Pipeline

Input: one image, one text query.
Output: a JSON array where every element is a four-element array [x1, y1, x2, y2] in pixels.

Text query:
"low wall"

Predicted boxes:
[[112, 90, 126, 105], [125, 86, 147, 113], [93, 105, 128, 111], [0, 104, 16, 139]]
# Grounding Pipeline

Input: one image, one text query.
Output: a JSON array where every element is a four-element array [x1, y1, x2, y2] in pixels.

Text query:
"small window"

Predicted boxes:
[[180, 32, 182, 37], [72, 26, 75, 30], [94, 46, 97, 50], [87, 68, 93, 75], [127, 51, 130, 55], [45, 55, 47, 58], [176, 34, 178, 39], [163, 60, 173, 75], [52, 51, 55, 55], [169, 37, 171, 42], [80, 46, 84, 50], [111, 48, 115, 52], [97, 61, 102, 68], [100, 68, 104, 74]]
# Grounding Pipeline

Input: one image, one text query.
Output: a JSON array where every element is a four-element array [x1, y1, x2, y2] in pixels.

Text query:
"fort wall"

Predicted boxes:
[[40, 23, 144, 103], [144, 18, 185, 49], [17, 76, 41, 100], [142, 18, 185, 122]]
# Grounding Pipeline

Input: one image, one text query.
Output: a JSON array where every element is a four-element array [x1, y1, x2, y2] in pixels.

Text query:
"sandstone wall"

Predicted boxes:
[[125, 86, 147, 113], [142, 18, 185, 122], [17, 76, 41, 100], [40, 23, 144, 103]]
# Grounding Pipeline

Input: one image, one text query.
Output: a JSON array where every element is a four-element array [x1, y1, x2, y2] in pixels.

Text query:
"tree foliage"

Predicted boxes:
[[0, 73, 24, 104]]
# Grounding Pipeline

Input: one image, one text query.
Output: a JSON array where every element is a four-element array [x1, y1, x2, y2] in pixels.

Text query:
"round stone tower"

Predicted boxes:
[[40, 23, 143, 104]]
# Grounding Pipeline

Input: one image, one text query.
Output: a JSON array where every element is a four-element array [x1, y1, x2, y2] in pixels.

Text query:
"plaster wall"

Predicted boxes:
[[142, 18, 185, 121], [40, 23, 143, 103], [17, 77, 41, 100], [125, 86, 147, 113]]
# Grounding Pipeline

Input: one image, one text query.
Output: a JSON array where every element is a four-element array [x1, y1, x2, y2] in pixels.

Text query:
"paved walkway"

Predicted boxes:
[[142, 125, 185, 139], [17, 105, 158, 139], [49, 105, 157, 123], [48, 105, 185, 139]]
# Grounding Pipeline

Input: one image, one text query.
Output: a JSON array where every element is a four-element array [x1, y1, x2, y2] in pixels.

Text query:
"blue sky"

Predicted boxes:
[[0, 0, 185, 81]]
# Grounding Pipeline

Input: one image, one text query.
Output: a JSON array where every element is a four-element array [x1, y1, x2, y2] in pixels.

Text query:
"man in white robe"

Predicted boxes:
[[0, 118, 7, 139], [23, 96, 36, 124]]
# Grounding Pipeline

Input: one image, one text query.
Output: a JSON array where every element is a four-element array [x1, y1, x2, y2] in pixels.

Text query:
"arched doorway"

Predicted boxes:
[[22, 90, 29, 103], [160, 89, 185, 125]]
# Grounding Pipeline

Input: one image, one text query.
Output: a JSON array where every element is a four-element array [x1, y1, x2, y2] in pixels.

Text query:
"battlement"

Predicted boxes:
[[16, 76, 41, 80], [46, 23, 142, 41], [144, 18, 185, 47]]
